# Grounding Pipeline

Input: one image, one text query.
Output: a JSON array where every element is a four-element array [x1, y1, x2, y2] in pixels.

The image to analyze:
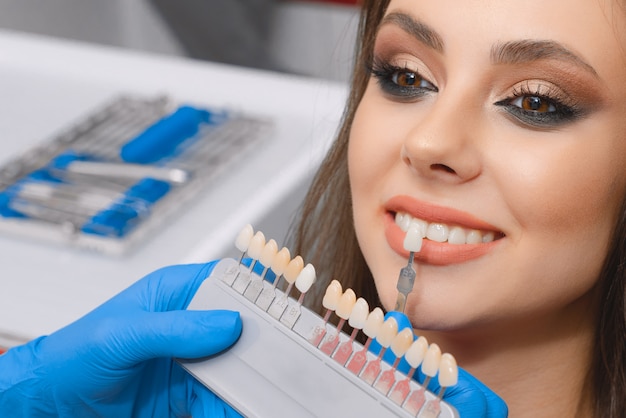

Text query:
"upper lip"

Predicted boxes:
[[385, 195, 503, 234]]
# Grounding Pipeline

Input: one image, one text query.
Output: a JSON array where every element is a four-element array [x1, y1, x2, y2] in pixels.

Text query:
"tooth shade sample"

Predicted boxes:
[[322, 280, 343, 310], [295, 264, 316, 293], [335, 289, 357, 319], [348, 298, 369, 329], [235, 224, 254, 252], [403, 225, 423, 252], [376, 317, 399, 348], [422, 343, 442, 377], [390, 328, 414, 357], [283, 256, 304, 284], [438, 353, 459, 387], [363, 307, 385, 339], [405, 336, 429, 369], [247, 231, 266, 259], [271, 247, 291, 276], [259, 239, 278, 267]]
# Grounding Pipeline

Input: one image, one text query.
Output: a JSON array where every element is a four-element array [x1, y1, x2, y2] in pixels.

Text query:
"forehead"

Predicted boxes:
[[381, 0, 626, 80]]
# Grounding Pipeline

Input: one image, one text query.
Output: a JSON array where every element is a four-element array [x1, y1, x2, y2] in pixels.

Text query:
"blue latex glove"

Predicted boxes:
[[0, 262, 243, 418], [370, 311, 508, 418]]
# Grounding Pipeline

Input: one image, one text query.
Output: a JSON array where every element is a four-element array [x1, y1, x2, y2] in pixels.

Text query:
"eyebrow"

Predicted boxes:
[[380, 12, 598, 78], [380, 12, 444, 53], [491, 40, 598, 78]]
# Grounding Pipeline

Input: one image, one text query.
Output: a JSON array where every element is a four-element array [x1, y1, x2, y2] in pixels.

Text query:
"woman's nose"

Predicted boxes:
[[401, 96, 482, 184]]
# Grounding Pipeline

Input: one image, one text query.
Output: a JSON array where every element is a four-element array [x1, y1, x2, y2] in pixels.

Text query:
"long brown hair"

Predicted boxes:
[[290, 0, 625, 416], [292, 0, 388, 312]]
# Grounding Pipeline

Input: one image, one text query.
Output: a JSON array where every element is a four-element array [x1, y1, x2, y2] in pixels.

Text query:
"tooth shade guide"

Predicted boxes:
[[247, 231, 266, 262], [231, 231, 267, 293], [319, 316, 347, 355], [242, 278, 264, 302], [346, 306, 385, 374], [403, 388, 426, 416], [373, 329, 412, 395], [403, 224, 423, 252], [335, 288, 357, 319], [360, 350, 383, 385], [269, 255, 304, 315], [376, 317, 399, 348], [280, 264, 317, 328], [294, 264, 316, 302], [271, 247, 291, 281], [363, 307, 385, 338], [235, 223, 254, 261], [332, 327, 358, 365], [252, 247, 292, 310], [419, 399, 442, 418], [360, 317, 399, 385], [332, 297, 369, 365], [346, 338, 372, 375], [389, 376, 413, 406], [186, 228, 461, 418], [390, 328, 414, 357], [348, 297, 369, 329], [437, 353, 458, 399], [311, 279, 344, 346], [283, 255, 304, 286], [242, 239, 278, 302], [309, 280, 342, 346], [221, 262, 241, 286], [231, 266, 253, 294], [259, 239, 278, 278], [420, 343, 442, 391], [322, 280, 343, 310]]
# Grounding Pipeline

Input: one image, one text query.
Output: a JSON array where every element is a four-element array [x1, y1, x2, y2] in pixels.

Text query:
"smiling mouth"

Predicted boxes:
[[394, 211, 505, 245]]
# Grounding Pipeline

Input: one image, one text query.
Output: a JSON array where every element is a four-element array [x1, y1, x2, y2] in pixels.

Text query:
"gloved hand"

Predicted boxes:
[[370, 311, 508, 418], [0, 262, 243, 418]]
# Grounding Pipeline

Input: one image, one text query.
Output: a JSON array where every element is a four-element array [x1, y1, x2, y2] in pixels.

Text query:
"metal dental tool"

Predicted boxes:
[[395, 225, 423, 313]]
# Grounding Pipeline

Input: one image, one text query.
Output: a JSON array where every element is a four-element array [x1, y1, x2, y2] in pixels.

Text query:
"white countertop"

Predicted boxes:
[[0, 30, 347, 341]]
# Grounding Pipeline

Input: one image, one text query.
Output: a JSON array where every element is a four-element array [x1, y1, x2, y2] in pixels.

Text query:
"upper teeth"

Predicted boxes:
[[395, 212, 496, 245]]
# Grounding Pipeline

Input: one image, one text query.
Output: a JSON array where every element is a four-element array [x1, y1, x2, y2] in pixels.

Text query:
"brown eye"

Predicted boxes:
[[392, 71, 419, 87], [516, 96, 556, 113], [371, 61, 438, 99]]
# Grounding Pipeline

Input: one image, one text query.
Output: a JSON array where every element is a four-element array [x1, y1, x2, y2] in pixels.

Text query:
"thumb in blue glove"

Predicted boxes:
[[369, 311, 509, 418], [0, 262, 242, 418]]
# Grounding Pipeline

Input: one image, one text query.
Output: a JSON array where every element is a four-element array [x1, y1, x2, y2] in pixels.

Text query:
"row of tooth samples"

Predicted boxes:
[[225, 224, 316, 328], [313, 279, 458, 418], [224, 225, 458, 417]]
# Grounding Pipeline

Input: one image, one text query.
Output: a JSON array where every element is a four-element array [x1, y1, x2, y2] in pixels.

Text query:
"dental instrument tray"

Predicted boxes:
[[0, 96, 271, 255], [179, 226, 460, 418]]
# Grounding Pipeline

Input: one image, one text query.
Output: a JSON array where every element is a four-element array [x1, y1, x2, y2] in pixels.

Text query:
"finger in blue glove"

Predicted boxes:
[[0, 262, 243, 418]]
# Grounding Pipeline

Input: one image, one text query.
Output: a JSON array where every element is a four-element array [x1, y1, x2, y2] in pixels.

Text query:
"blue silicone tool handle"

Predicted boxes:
[[120, 106, 211, 164], [81, 178, 171, 237], [0, 185, 27, 218]]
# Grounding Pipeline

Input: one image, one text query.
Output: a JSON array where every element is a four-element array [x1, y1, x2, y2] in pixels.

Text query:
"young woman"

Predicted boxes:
[[295, 0, 626, 416], [1, 1, 624, 417]]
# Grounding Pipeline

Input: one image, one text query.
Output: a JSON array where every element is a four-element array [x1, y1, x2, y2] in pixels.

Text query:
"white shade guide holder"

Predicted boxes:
[[179, 228, 459, 418]]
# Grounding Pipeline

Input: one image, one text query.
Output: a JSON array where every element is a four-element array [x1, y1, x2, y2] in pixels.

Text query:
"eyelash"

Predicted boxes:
[[368, 58, 438, 100], [494, 83, 583, 128], [368, 58, 585, 128]]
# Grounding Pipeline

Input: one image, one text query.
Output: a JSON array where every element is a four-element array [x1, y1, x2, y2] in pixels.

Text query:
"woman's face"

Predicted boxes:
[[348, 0, 626, 331]]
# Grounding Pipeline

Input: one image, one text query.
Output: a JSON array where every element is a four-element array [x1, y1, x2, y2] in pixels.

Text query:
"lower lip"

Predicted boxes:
[[384, 213, 501, 265]]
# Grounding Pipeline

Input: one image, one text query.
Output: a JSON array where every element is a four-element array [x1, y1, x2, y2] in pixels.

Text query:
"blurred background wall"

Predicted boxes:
[[0, 0, 359, 82]]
